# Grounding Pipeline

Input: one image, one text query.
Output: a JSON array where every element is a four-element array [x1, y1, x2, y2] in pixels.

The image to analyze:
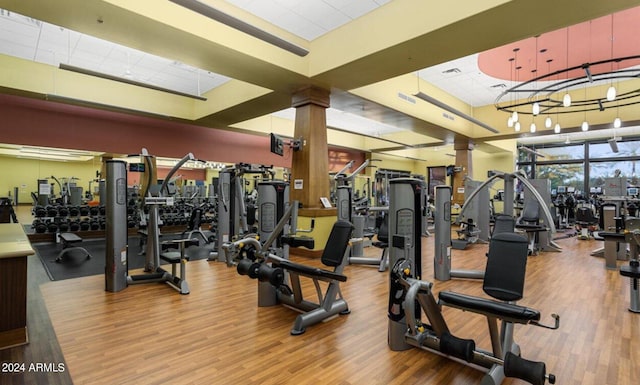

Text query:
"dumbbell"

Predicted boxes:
[[32, 219, 47, 233]]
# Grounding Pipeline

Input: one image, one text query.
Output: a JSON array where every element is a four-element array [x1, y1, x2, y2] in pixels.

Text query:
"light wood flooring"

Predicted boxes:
[[27, 231, 639, 385], [2, 206, 638, 385]]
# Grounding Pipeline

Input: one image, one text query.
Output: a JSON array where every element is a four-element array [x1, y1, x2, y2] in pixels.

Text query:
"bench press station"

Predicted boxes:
[[389, 178, 559, 385], [56, 232, 91, 263]]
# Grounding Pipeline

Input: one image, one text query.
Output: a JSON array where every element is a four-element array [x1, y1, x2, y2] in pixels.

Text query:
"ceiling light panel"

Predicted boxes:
[[224, 0, 391, 41], [0, 9, 231, 97]]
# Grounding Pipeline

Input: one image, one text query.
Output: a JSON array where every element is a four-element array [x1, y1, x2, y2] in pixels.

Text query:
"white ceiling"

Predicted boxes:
[[417, 54, 507, 107], [0, 8, 231, 97], [225, 0, 392, 41]]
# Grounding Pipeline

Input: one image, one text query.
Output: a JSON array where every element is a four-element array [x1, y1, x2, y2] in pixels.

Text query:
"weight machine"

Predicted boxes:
[[451, 178, 490, 250], [388, 178, 559, 385], [434, 185, 484, 281], [223, 180, 351, 335], [619, 217, 640, 313], [210, 163, 274, 262], [457, 171, 560, 255], [334, 160, 393, 271], [124, 149, 201, 294]]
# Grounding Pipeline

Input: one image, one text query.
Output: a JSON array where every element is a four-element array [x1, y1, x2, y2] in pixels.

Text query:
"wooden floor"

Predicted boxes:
[[2, 205, 638, 385], [12, 230, 636, 385]]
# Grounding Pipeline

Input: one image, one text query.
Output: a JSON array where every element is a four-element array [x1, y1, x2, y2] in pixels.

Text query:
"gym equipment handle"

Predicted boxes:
[[531, 313, 560, 330]]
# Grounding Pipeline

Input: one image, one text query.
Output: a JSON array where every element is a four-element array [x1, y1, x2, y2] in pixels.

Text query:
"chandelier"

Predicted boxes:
[[494, 55, 640, 118], [489, 11, 640, 134]]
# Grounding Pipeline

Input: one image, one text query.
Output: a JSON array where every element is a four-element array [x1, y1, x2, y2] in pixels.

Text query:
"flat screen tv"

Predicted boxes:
[[270, 133, 284, 156]]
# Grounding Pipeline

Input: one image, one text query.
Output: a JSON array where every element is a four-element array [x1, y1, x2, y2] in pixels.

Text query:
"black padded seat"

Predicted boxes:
[[620, 264, 640, 278], [372, 216, 389, 249], [59, 232, 83, 244], [160, 238, 199, 263], [321, 220, 354, 267], [483, 232, 530, 301], [159, 252, 188, 264], [271, 220, 353, 282], [56, 232, 91, 263], [281, 235, 315, 249], [274, 260, 347, 282], [181, 208, 210, 244], [515, 200, 547, 254], [575, 206, 598, 226], [439, 231, 537, 323], [438, 291, 540, 323], [492, 214, 515, 235]]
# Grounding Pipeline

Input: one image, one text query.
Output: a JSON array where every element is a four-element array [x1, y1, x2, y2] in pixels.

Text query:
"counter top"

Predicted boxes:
[[0, 223, 35, 259]]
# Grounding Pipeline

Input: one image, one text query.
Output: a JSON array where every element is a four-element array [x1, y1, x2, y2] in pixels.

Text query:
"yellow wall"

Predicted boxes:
[[1, 145, 514, 207], [0, 156, 102, 205]]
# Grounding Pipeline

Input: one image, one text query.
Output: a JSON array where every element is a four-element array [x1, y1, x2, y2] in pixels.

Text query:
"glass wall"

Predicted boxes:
[[517, 137, 640, 196], [536, 163, 584, 194]]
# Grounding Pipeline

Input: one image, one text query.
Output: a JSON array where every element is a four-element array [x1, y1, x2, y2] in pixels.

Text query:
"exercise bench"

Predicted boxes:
[[56, 232, 91, 263]]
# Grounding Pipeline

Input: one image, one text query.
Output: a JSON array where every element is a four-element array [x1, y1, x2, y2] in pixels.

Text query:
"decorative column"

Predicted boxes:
[[289, 86, 336, 257], [290, 86, 333, 211], [453, 138, 473, 206]]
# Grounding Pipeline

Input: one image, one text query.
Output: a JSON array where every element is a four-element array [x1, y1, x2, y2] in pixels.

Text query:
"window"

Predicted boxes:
[[535, 144, 584, 161], [517, 137, 640, 194], [537, 163, 585, 195], [589, 140, 640, 159], [590, 160, 640, 191]]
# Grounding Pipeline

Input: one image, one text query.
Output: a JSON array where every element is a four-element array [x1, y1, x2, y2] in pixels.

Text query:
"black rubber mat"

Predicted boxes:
[[35, 235, 214, 281]]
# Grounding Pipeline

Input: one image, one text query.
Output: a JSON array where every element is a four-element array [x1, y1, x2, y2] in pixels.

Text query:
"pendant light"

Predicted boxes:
[[532, 37, 540, 116], [606, 86, 617, 101], [532, 102, 540, 115], [581, 86, 588, 131], [606, 14, 617, 102], [563, 27, 572, 107], [544, 58, 553, 128], [512, 49, 520, 125], [613, 117, 621, 129], [508, 54, 518, 126]]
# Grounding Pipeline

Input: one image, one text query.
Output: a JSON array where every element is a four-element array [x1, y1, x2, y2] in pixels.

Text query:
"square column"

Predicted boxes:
[[290, 86, 332, 212], [453, 139, 473, 206]]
